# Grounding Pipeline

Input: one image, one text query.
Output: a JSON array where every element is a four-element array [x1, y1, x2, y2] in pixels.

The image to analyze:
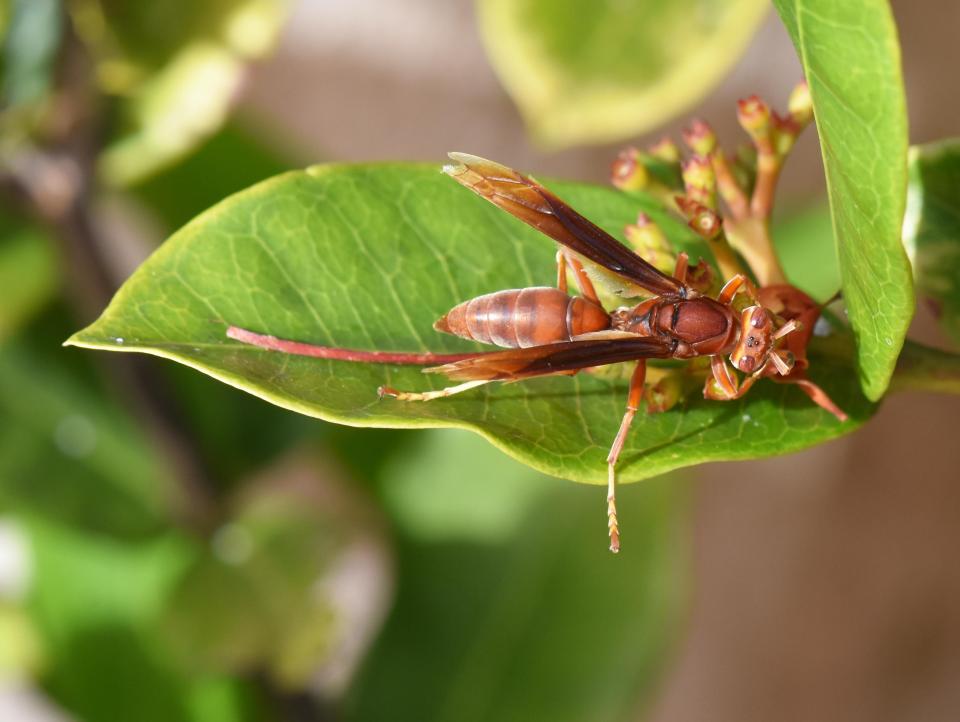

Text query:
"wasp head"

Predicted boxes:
[[730, 305, 774, 375], [731, 306, 798, 376]]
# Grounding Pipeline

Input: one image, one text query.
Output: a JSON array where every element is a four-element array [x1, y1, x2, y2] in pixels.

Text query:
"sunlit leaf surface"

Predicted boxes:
[[773, 0, 913, 400], [68, 164, 871, 485]]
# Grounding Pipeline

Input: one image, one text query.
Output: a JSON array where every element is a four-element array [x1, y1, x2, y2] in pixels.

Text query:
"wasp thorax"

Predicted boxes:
[[730, 306, 772, 374]]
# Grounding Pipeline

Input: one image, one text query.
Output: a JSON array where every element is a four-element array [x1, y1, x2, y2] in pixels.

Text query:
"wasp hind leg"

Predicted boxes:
[[378, 379, 491, 401]]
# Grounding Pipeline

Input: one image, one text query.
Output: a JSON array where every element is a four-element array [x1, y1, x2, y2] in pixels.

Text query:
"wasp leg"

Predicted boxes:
[[673, 252, 689, 285], [705, 355, 762, 401], [605, 360, 646, 554], [378, 379, 490, 401], [779, 376, 849, 422], [564, 254, 601, 305], [557, 250, 601, 305], [717, 273, 760, 306]]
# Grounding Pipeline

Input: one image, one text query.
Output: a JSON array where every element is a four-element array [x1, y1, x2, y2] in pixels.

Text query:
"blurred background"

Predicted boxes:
[[1, 1, 959, 720]]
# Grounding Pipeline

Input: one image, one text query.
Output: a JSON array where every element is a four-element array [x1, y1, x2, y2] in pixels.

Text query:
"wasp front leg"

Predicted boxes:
[[717, 273, 760, 306], [704, 355, 762, 401]]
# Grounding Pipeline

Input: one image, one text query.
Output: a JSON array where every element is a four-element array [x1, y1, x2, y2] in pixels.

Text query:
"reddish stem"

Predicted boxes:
[[711, 152, 749, 221], [226, 326, 481, 365]]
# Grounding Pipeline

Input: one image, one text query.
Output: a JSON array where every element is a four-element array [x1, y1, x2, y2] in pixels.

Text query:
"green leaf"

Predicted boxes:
[[71, 0, 287, 185], [67, 164, 871, 486], [349, 475, 686, 722], [904, 140, 960, 345], [477, 0, 769, 148], [772, 0, 913, 400]]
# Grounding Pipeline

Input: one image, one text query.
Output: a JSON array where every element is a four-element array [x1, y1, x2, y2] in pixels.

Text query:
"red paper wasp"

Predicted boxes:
[[374, 153, 847, 552], [229, 153, 846, 553]]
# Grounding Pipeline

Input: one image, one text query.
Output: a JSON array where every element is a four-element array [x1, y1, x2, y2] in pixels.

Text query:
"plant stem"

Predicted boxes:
[[890, 341, 960, 395], [711, 153, 749, 220], [725, 215, 787, 286], [708, 227, 750, 281], [751, 151, 781, 219]]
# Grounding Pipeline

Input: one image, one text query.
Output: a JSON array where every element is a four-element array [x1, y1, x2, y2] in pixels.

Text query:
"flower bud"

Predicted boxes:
[[646, 372, 684, 414], [681, 155, 716, 209], [682, 119, 717, 156], [648, 136, 680, 163], [737, 95, 773, 150], [788, 80, 813, 126], [610, 147, 648, 191], [675, 196, 721, 240], [624, 212, 675, 274]]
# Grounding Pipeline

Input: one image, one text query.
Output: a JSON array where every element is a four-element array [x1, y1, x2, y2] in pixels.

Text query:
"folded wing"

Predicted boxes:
[[444, 152, 684, 298], [425, 335, 674, 381]]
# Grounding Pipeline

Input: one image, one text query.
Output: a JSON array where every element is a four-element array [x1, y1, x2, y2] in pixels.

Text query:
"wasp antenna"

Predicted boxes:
[[770, 349, 795, 375], [773, 318, 801, 340], [447, 151, 486, 164]]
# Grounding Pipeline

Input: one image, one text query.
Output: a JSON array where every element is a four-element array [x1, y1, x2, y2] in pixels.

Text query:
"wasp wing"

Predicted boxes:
[[424, 336, 674, 381], [444, 152, 684, 298]]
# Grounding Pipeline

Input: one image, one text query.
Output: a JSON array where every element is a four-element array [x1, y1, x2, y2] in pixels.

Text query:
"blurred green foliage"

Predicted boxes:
[[70, 0, 288, 185], [0, 114, 691, 720], [1, 0, 62, 111], [478, 0, 768, 147], [2, 1, 954, 721], [904, 140, 960, 345]]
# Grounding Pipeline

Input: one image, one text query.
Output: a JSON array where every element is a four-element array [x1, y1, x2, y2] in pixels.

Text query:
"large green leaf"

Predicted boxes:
[[904, 140, 960, 345], [477, 0, 768, 148], [772, 0, 913, 400], [67, 164, 871, 486], [348, 475, 685, 722]]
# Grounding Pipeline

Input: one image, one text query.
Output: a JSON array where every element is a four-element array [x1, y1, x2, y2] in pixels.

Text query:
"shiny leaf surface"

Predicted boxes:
[[68, 164, 871, 485], [773, 0, 913, 400]]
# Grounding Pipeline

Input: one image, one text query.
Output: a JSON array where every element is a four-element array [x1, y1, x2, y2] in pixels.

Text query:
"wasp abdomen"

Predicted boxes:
[[435, 287, 609, 348]]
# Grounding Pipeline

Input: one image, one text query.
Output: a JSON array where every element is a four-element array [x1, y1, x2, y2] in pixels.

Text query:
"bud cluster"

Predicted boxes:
[[608, 79, 813, 289], [602, 80, 815, 412]]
